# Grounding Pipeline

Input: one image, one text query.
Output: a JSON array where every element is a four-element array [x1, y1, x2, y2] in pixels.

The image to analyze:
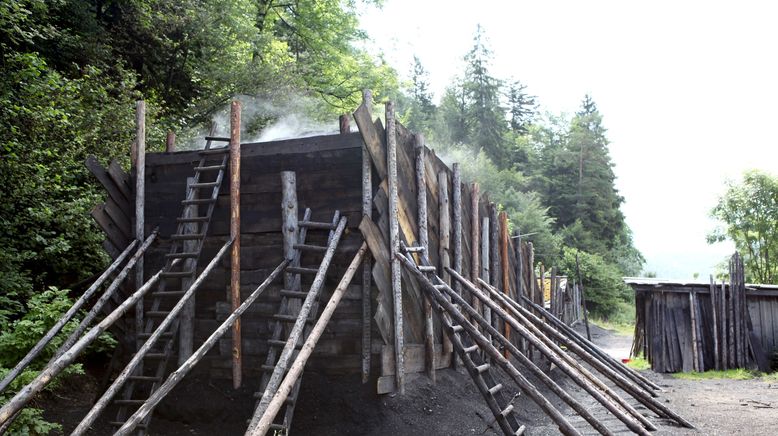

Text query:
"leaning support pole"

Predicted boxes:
[[397, 254, 581, 436], [51, 231, 159, 361], [439, 276, 624, 436], [507, 293, 692, 428], [0, 240, 137, 394], [0, 263, 170, 426], [247, 217, 349, 433], [249, 243, 368, 436], [521, 294, 661, 392], [72, 239, 233, 436], [112, 258, 290, 436]]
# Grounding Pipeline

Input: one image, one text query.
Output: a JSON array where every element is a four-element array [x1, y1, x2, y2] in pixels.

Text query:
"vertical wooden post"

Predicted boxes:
[[480, 214, 490, 342], [360, 90, 372, 384], [281, 171, 299, 302], [438, 170, 453, 357], [488, 204, 499, 331], [710, 276, 720, 370], [134, 100, 145, 354], [575, 253, 592, 341], [514, 230, 526, 355], [499, 212, 511, 358], [230, 100, 242, 389], [386, 101, 404, 394], [470, 183, 481, 316], [452, 164, 463, 297], [689, 290, 700, 371], [165, 131, 176, 152], [720, 281, 728, 370], [339, 114, 351, 134], [414, 134, 435, 383], [527, 242, 536, 360], [178, 177, 197, 364]]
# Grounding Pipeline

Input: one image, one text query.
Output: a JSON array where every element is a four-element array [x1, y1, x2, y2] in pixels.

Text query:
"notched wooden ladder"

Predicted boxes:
[[79, 137, 229, 435], [245, 209, 348, 435], [400, 244, 525, 436]]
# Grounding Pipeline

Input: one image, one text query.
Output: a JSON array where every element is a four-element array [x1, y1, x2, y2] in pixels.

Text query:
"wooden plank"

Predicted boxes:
[[359, 217, 392, 345], [107, 159, 132, 203], [91, 204, 129, 250], [85, 155, 130, 213], [353, 102, 387, 179], [689, 291, 700, 371], [145, 133, 364, 167], [438, 170, 453, 357], [414, 134, 435, 383], [380, 344, 452, 375]]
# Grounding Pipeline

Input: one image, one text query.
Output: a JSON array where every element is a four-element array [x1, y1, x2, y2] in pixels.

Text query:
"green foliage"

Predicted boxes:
[[708, 170, 778, 283], [0, 288, 115, 435], [626, 355, 650, 371], [672, 369, 756, 380], [560, 247, 632, 317]]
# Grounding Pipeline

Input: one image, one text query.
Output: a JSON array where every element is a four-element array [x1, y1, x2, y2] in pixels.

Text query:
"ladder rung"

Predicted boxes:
[[114, 399, 145, 406], [181, 198, 216, 205], [199, 147, 230, 155], [488, 383, 503, 395], [286, 266, 319, 275], [476, 363, 490, 373], [145, 353, 167, 360], [500, 404, 514, 416], [109, 421, 147, 428], [451, 325, 464, 333], [418, 266, 436, 273], [403, 246, 425, 253], [204, 136, 231, 142], [165, 252, 199, 259], [298, 221, 336, 230], [169, 233, 205, 240], [463, 345, 478, 354], [151, 291, 186, 297], [177, 216, 210, 223], [293, 243, 328, 252], [269, 423, 286, 430], [189, 181, 219, 188], [146, 311, 171, 317], [433, 284, 447, 290], [253, 391, 296, 404], [271, 314, 314, 323], [280, 289, 308, 298], [160, 270, 195, 278], [268, 339, 302, 349], [194, 164, 225, 172], [128, 375, 163, 382]]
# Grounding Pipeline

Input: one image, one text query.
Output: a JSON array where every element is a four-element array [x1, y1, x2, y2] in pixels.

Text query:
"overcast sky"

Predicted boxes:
[[360, 0, 778, 279]]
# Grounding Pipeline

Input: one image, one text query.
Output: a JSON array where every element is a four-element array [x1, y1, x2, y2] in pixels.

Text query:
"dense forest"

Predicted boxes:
[[0, 2, 641, 433]]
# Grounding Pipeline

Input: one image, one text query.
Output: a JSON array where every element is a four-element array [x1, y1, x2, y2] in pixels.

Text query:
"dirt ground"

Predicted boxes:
[[35, 324, 778, 435]]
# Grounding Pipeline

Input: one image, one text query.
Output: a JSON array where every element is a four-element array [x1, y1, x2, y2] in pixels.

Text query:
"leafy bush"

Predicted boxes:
[[0, 288, 116, 435], [560, 246, 632, 318]]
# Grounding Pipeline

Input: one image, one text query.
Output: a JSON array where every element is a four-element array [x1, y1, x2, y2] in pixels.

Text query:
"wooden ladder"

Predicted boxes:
[[401, 244, 525, 436], [110, 137, 229, 434], [247, 210, 347, 435]]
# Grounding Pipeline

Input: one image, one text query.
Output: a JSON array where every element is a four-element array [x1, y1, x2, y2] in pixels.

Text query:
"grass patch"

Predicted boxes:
[[759, 372, 778, 382], [626, 355, 650, 371], [672, 369, 756, 380], [589, 317, 634, 336]]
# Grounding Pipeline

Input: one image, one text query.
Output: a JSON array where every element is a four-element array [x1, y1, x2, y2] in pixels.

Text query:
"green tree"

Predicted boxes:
[[462, 25, 510, 167], [708, 170, 778, 283], [506, 79, 536, 135], [404, 55, 436, 133]]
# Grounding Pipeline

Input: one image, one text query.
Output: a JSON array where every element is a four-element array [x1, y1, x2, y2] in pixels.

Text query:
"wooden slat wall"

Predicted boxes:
[[633, 285, 778, 372], [142, 134, 369, 377]]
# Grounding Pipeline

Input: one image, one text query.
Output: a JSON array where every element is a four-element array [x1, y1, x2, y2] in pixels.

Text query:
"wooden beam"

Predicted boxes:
[[470, 183, 481, 316], [499, 212, 511, 358], [360, 90, 373, 384], [438, 170, 453, 356], [415, 134, 434, 383], [386, 101, 404, 394], [134, 100, 145, 357], [452, 164, 463, 297], [179, 177, 197, 364], [230, 100, 242, 388]]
